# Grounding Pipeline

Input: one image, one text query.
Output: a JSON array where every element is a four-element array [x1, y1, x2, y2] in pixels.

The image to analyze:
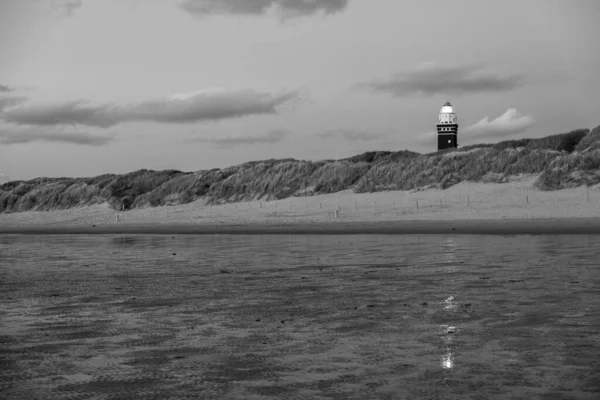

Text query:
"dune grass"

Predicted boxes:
[[1, 126, 599, 213]]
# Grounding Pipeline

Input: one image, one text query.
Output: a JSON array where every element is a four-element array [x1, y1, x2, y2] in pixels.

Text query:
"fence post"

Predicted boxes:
[[526, 195, 529, 205], [587, 186, 590, 203], [416, 200, 419, 210], [440, 199, 442, 207], [467, 196, 470, 207]]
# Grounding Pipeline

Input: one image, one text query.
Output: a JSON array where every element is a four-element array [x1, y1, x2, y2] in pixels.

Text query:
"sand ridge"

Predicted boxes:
[[1, 175, 599, 229]]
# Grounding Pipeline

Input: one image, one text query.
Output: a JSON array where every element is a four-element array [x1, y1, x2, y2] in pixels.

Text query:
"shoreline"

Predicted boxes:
[[2, 218, 600, 235]]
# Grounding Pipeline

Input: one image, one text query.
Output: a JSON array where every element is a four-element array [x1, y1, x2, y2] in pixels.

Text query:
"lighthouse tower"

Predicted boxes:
[[437, 101, 459, 150]]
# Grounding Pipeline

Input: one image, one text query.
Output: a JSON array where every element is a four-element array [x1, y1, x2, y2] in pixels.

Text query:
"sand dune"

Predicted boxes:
[[1, 175, 599, 231]]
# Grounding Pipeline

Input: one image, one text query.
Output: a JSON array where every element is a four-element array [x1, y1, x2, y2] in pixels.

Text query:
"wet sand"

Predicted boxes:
[[1, 234, 599, 399], [2, 218, 600, 235]]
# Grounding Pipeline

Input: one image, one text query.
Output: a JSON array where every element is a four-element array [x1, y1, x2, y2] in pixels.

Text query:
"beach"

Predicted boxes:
[[0, 176, 600, 234], [1, 176, 599, 234]]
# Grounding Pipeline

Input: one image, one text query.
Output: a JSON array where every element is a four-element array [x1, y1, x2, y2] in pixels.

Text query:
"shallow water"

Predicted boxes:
[[1, 234, 599, 399]]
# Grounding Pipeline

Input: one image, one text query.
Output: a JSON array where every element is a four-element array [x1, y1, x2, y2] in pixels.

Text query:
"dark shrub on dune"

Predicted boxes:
[[575, 124, 600, 153], [525, 129, 589, 153]]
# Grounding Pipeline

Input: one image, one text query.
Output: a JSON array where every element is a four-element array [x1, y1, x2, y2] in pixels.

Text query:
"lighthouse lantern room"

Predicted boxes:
[[437, 101, 458, 150]]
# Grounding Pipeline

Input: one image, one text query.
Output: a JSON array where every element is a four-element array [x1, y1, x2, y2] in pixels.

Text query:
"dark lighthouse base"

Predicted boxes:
[[438, 134, 458, 151]]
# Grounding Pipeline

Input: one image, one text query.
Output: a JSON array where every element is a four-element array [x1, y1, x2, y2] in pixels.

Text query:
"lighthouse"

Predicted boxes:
[[437, 101, 458, 150]]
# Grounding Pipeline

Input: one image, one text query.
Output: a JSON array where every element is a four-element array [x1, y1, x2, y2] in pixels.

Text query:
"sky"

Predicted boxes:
[[1, 0, 599, 180]]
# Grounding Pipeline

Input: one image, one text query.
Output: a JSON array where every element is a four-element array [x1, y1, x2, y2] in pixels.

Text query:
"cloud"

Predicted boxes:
[[180, 0, 349, 17], [0, 174, 10, 184], [318, 129, 387, 141], [1, 88, 298, 128], [360, 63, 526, 97], [49, 0, 83, 16], [0, 125, 113, 146], [0, 95, 29, 112], [2, 100, 116, 128], [187, 129, 289, 148], [417, 108, 535, 145], [464, 108, 535, 138], [0, 84, 29, 111]]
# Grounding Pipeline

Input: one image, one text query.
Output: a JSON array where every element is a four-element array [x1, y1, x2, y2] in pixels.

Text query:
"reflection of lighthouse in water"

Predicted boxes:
[[437, 101, 459, 150], [440, 296, 458, 371], [440, 237, 459, 372]]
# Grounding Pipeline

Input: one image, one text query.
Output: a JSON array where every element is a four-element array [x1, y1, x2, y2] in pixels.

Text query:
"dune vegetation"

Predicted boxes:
[[1, 126, 599, 213]]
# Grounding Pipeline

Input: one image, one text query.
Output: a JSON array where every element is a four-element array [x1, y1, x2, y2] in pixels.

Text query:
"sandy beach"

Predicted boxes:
[[1, 175, 599, 234]]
